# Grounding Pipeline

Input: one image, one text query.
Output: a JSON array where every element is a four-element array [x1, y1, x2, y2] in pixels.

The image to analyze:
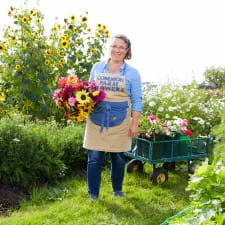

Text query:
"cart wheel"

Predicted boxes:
[[151, 167, 168, 184], [127, 159, 143, 173], [188, 160, 200, 174], [163, 162, 176, 171]]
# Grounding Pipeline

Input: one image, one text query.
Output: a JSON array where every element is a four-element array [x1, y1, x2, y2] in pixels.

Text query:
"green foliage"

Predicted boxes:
[[167, 108, 225, 225], [204, 66, 225, 88], [0, 112, 85, 188], [142, 82, 224, 137], [0, 5, 109, 120], [53, 123, 86, 176]]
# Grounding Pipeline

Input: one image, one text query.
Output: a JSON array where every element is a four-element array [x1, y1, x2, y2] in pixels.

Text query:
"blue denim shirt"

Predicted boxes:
[[89, 61, 142, 112]]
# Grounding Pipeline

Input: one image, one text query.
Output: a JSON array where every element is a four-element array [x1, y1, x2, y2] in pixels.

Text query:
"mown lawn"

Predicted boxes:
[[0, 164, 190, 225]]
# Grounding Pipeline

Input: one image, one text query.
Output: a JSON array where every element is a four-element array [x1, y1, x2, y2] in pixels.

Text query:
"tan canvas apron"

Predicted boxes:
[[83, 72, 132, 152]]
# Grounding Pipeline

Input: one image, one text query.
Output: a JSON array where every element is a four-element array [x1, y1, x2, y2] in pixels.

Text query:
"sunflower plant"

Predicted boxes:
[[52, 74, 106, 122], [0, 4, 110, 120]]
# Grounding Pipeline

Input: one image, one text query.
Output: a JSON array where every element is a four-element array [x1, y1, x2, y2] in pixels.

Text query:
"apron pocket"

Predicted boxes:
[[90, 101, 129, 131]]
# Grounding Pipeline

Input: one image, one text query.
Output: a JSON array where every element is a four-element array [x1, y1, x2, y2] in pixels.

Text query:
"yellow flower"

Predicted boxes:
[[0, 43, 7, 51], [11, 36, 16, 41], [56, 63, 62, 69], [44, 60, 51, 66], [0, 93, 6, 102], [22, 16, 29, 24], [92, 91, 99, 96], [76, 90, 91, 104], [61, 34, 68, 40], [15, 64, 21, 71], [59, 58, 66, 64], [30, 9, 36, 16], [57, 49, 65, 56], [60, 39, 69, 49], [67, 119, 73, 125], [46, 49, 53, 56], [81, 16, 88, 23], [70, 15, 76, 22], [36, 18, 41, 24], [105, 30, 110, 38], [97, 24, 102, 30]]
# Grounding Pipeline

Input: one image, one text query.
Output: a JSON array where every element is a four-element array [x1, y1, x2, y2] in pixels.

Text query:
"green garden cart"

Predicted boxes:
[[124, 136, 210, 184]]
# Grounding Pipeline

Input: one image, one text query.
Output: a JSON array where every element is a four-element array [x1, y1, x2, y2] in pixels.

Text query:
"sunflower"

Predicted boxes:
[[60, 39, 69, 49], [97, 24, 102, 30], [81, 16, 88, 23], [44, 59, 51, 66], [30, 9, 36, 16], [15, 64, 21, 71], [70, 15, 76, 22], [0, 43, 6, 51], [76, 90, 91, 104], [46, 49, 53, 56], [59, 58, 66, 64], [22, 16, 29, 24]]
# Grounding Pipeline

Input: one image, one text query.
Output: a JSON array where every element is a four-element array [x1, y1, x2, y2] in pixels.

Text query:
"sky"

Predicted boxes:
[[1, 0, 225, 84]]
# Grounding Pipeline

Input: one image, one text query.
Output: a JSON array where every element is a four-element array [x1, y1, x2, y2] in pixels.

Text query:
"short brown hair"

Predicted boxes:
[[112, 34, 132, 60]]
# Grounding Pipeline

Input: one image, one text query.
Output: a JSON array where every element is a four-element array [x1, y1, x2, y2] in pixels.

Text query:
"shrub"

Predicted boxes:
[[0, 113, 85, 188], [54, 123, 86, 176]]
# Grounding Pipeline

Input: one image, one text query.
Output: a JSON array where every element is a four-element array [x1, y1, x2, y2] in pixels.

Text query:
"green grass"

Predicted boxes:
[[0, 164, 190, 225]]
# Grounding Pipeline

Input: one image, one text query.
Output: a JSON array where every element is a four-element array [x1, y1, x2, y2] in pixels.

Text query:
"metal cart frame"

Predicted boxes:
[[124, 136, 210, 184]]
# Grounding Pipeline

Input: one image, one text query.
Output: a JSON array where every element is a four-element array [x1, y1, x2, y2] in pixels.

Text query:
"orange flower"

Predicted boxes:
[[66, 74, 79, 87]]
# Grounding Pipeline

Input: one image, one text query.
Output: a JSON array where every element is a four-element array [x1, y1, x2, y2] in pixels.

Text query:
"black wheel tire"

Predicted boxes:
[[188, 160, 200, 174], [162, 162, 176, 171], [150, 167, 168, 184], [126, 159, 143, 173]]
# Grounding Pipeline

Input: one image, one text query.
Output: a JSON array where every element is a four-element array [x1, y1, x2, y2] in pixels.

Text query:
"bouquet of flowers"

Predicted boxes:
[[52, 74, 106, 122], [140, 114, 193, 141]]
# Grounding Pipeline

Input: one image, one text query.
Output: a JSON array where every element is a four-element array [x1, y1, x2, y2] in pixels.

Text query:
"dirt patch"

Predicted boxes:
[[0, 182, 29, 216]]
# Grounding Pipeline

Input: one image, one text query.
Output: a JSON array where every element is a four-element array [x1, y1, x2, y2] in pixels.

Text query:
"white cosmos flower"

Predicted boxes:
[[149, 101, 155, 107]]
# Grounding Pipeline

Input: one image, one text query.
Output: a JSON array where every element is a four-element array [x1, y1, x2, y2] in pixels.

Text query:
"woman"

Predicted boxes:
[[83, 34, 142, 200]]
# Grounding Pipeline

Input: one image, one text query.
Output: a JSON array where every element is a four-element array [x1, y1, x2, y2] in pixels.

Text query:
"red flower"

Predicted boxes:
[[183, 129, 193, 136]]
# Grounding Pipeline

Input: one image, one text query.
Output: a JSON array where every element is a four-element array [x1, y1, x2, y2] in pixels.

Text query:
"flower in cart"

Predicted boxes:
[[52, 74, 106, 122], [139, 114, 193, 141], [140, 114, 167, 141], [165, 117, 193, 137]]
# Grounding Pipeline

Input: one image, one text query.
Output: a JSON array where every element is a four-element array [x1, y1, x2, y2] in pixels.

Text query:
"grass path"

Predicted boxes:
[[0, 165, 190, 225]]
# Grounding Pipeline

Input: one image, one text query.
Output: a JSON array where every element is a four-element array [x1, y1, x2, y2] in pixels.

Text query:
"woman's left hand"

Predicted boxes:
[[128, 123, 139, 138]]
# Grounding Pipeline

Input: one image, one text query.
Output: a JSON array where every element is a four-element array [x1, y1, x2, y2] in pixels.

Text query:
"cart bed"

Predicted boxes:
[[124, 137, 210, 164]]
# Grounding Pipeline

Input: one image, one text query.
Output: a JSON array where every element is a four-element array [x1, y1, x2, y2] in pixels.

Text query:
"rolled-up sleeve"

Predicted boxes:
[[125, 67, 142, 112]]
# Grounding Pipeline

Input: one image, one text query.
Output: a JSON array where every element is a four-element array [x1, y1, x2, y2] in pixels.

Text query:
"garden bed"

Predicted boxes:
[[0, 182, 29, 216]]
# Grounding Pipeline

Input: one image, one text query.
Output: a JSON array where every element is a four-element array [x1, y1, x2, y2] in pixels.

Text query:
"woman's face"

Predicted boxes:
[[109, 38, 128, 62]]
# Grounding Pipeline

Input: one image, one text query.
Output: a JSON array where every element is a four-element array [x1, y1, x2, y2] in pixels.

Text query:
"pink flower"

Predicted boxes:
[[180, 119, 188, 128], [68, 96, 76, 106], [58, 77, 67, 88], [92, 89, 106, 103], [52, 90, 61, 100], [148, 114, 157, 121]]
